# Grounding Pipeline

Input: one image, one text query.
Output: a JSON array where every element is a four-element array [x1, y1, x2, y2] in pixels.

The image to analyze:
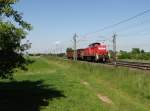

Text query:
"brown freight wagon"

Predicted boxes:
[[66, 50, 74, 59]]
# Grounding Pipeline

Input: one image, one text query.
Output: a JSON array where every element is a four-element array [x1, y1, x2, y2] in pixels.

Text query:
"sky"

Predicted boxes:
[[14, 0, 150, 53]]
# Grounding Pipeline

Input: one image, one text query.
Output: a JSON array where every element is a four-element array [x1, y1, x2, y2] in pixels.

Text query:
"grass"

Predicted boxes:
[[0, 56, 150, 111]]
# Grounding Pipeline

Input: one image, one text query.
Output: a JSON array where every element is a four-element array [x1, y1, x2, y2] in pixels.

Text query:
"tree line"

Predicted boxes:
[[117, 48, 150, 60]]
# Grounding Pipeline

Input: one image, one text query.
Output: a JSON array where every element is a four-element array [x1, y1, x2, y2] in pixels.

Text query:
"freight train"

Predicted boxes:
[[66, 42, 109, 62]]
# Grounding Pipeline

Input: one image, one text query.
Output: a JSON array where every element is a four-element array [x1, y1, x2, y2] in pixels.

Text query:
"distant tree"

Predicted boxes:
[[0, 0, 32, 79], [131, 48, 140, 54], [117, 48, 150, 60], [66, 48, 73, 52], [118, 50, 131, 59], [141, 49, 145, 54]]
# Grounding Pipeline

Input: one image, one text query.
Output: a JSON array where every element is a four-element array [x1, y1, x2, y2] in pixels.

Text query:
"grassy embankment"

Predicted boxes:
[[0, 56, 149, 111]]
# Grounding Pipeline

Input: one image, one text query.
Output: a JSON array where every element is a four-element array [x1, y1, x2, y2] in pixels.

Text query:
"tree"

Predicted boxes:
[[0, 0, 32, 79], [66, 48, 73, 52], [0, 0, 32, 30], [141, 49, 145, 54], [118, 50, 131, 59], [131, 48, 140, 54]]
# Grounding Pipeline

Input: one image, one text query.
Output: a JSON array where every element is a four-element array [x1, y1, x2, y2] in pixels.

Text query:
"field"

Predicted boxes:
[[0, 56, 150, 111]]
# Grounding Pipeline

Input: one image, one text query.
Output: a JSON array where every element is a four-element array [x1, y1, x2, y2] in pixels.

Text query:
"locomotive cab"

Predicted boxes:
[[89, 43, 109, 62]]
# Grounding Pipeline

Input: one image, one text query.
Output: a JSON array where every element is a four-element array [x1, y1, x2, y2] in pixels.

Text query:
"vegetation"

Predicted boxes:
[[118, 48, 150, 60], [1, 56, 149, 111], [29, 53, 66, 57], [66, 48, 73, 52], [0, 0, 32, 79]]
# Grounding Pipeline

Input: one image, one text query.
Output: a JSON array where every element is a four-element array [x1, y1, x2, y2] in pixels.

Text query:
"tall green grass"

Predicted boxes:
[[45, 56, 150, 111], [0, 56, 149, 111]]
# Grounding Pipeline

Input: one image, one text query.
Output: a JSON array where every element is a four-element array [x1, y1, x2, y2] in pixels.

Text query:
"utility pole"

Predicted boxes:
[[55, 41, 60, 57], [55, 44, 58, 57], [112, 34, 117, 65], [73, 33, 77, 61]]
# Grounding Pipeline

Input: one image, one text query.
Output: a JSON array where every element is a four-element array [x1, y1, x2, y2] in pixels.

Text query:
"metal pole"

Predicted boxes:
[[56, 44, 58, 57], [113, 34, 117, 65], [73, 33, 77, 61]]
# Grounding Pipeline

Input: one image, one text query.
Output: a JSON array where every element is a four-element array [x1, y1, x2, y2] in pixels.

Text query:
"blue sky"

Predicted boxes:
[[15, 0, 150, 53]]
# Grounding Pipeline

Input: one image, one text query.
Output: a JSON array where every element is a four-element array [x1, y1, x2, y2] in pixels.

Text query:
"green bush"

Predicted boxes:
[[118, 49, 150, 60]]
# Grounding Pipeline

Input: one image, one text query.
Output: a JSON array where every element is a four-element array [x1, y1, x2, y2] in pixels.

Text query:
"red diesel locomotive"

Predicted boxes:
[[67, 43, 109, 62]]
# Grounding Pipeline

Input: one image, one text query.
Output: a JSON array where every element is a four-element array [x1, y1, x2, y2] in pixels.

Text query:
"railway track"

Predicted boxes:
[[111, 61, 150, 70], [66, 58, 150, 71]]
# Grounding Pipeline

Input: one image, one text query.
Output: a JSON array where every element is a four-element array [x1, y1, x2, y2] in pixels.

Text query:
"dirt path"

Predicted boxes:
[[81, 80, 113, 105]]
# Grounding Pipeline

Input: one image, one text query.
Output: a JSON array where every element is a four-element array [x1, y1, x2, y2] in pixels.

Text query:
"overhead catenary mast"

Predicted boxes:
[[112, 33, 117, 65], [73, 33, 77, 61]]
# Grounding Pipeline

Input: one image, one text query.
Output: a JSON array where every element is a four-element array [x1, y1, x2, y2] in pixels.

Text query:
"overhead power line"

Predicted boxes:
[[80, 9, 150, 39]]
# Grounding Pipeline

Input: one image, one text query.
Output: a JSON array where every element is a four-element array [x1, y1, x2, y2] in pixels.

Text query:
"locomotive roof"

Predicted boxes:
[[89, 42, 101, 46]]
